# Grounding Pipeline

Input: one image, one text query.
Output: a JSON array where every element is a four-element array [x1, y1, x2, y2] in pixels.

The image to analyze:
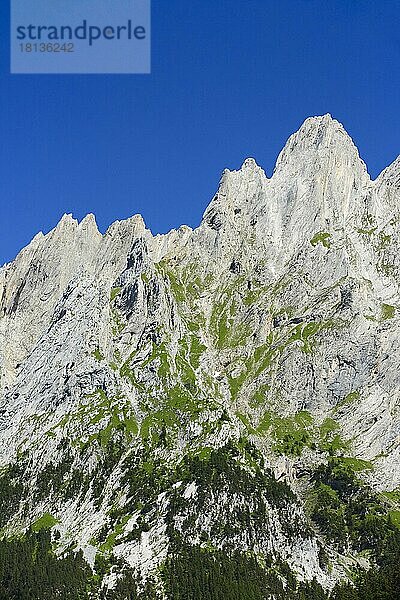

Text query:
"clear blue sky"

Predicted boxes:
[[1, 0, 399, 264]]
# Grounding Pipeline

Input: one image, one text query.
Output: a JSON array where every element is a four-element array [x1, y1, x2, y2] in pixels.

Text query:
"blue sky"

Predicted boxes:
[[1, 0, 399, 264]]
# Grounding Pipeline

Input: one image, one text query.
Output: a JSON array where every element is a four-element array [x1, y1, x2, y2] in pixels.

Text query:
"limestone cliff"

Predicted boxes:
[[0, 115, 399, 599]]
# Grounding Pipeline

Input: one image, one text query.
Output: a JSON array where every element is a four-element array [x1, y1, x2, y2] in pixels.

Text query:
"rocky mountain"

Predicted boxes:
[[0, 114, 399, 599]]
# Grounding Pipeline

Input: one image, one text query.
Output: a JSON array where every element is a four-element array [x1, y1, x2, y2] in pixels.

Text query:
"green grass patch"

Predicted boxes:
[[357, 226, 377, 235], [334, 390, 360, 412], [99, 515, 131, 553], [338, 457, 374, 472], [382, 488, 400, 505], [31, 512, 59, 532], [92, 348, 104, 361], [110, 287, 122, 302], [310, 231, 332, 248], [389, 510, 400, 529], [381, 303, 395, 320], [272, 412, 314, 456]]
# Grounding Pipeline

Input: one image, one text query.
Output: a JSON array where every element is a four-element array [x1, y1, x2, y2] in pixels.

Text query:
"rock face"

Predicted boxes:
[[0, 114, 399, 598]]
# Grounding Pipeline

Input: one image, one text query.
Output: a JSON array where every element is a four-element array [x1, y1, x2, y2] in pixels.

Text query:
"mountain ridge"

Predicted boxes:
[[4, 114, 399, 266]]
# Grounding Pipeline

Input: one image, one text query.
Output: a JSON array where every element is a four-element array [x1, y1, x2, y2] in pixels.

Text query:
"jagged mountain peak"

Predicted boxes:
[[376, 153, 400, 186], [280, 113, 354, 154], [274, 113, 369, 178], [79, 213, 99, 231], [198, 116, 377, 266]]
